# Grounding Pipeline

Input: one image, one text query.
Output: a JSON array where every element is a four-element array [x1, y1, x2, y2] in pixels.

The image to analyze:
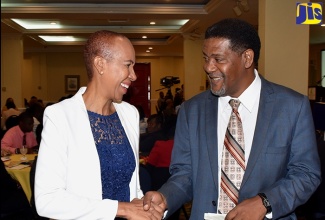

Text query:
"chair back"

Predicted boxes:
[[5, 115, 19, 130]]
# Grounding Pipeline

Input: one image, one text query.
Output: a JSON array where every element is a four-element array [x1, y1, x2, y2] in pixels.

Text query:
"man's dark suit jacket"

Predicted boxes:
[[159, 76, 321, 220]]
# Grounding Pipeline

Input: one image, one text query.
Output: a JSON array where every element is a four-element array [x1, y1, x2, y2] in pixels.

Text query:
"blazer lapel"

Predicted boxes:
[[241, 78, 275, 187], [205, 92, 220, 190]]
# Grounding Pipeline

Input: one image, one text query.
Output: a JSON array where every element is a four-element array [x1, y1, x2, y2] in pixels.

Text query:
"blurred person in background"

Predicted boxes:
[[1, 111, 38, 155]]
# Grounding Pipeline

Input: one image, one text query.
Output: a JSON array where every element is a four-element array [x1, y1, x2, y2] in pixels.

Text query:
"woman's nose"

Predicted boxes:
[[129, 68, 137, 81]]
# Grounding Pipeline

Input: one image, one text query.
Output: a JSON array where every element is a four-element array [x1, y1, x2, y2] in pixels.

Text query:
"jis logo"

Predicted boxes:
[[296, 2, 323, 24]]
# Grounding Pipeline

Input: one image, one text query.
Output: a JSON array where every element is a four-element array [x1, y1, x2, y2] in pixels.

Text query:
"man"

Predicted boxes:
[[1, 111, 38, 154], [143, 18, 321, 220], [140, 114, 166, 156], [157, 91, 166, 113]]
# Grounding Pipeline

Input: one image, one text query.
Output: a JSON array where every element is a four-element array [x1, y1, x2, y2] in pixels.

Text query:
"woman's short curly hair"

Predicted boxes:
[[83, 30, 127, 80], [205, 18, 261, 66]]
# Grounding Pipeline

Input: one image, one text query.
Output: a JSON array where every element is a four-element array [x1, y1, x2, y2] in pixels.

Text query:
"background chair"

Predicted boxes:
[[5, 115, 19, 131]]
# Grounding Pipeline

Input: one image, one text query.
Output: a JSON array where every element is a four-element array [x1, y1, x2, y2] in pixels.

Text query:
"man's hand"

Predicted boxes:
[[225, 196, 266, 220], [143, 191, 167, 215], [117, 199, 163, 219]]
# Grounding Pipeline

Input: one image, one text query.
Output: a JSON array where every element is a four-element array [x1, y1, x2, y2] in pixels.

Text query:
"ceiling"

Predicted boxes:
[[1, 0, 324, 57]]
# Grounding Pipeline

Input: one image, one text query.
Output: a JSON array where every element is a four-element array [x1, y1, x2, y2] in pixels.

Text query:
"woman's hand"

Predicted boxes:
[[117, 198, 164, 219]]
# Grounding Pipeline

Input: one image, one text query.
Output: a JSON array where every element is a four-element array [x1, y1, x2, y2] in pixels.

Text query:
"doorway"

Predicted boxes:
[[123, 63, 151, 118]]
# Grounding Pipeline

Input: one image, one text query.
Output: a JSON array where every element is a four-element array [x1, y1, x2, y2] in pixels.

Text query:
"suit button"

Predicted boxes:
[[212, 201, 216, 206]]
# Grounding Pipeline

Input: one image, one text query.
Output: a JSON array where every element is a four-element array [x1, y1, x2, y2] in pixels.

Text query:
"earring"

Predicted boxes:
[[100, 71, 103, 75]]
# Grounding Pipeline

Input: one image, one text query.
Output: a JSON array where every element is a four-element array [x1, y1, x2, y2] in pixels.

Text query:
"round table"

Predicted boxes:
[[4, 153, 38, 202]]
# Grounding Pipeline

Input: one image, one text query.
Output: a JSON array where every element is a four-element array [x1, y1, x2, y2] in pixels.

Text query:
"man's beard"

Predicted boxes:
[[210, 80, 226, 97]]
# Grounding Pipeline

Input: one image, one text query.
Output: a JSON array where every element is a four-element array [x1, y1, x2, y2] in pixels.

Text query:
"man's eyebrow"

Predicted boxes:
[[202, 52, 220, 57]]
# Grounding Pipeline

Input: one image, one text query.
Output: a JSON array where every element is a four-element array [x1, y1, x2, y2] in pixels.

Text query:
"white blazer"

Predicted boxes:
[[35, 87, 143, 220]]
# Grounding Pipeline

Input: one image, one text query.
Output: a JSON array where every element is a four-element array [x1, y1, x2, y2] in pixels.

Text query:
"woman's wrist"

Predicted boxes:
[[116, 202, 128, 218]]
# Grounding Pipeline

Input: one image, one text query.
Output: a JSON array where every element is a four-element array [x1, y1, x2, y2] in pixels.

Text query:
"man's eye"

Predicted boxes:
[[215, 58, 223, 62]]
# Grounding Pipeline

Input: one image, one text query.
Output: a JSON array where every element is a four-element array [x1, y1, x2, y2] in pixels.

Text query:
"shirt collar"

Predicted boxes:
[[219, 69, 261, 112], [238, 69, 261, 112]]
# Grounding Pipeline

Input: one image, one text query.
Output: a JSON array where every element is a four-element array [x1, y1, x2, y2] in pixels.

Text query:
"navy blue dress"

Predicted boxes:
[[87, 111, 136, 202]]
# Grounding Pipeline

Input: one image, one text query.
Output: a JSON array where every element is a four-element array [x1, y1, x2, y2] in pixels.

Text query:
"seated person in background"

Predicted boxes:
[[144, 124, 181, 220], [1, 111, 38, 155], [157, 91, 166, 113], [136, 105, 147, 134], [162, 99, 176, 117], [1, 101, 21, 130], [146, 125, 176, 189], [1, 97, 19, 116], [28, 96, 38, 108], [140, 114, 166, 156], [26, 102, 45, 138]]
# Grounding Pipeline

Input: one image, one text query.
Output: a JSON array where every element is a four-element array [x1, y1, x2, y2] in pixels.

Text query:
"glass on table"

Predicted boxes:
[[20, 145, 28, 161]]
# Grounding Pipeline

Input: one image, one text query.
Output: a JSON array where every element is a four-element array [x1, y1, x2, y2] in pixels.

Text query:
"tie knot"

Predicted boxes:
[[229, 99, 240, 110]]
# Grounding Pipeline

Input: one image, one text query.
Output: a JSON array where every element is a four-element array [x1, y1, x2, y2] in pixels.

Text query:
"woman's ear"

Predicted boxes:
[[94, 56, 104, 75], [243, 49, 254, 69]]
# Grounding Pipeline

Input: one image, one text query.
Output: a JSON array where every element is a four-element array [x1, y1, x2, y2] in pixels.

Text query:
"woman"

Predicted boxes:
[[1, 98, 18, 116], [1, 101, 21, 130], [35, 30, 163, 220]]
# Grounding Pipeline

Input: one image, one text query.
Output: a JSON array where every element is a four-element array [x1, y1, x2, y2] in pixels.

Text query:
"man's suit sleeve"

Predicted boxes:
[[263, 96, 321, 219], [159, 102, 193, 216]]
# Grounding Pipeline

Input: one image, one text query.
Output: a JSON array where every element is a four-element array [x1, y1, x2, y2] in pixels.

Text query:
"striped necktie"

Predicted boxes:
[[218, 99, 245, 214]]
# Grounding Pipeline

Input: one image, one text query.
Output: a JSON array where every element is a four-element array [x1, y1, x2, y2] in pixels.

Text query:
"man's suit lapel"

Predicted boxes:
[[241, 78, 276, 188], [205, 92, 220, 190]]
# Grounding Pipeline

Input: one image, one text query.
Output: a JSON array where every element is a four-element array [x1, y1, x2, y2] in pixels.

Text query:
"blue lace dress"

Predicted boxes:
[[87, 111, 136, 202]]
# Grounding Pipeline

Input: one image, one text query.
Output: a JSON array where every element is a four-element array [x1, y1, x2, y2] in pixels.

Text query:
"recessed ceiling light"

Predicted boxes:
[[148, 47, 153, 50], [142, 36, 147, 39], [12, 19, 61, 29], [39, 36, 76, 42], [11, 19, 61, 30], [321, 24, 325, 27], [146, 50, 150, 52], [150, 21, 156, 25]]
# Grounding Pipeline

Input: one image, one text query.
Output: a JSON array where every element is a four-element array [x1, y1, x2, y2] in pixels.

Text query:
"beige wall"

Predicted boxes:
[[183, 37, 206, 100], [1, 34, 24, 109], [22, 53, 48, 104], [21, 52, 87, 104], [259, 0, 310, 96], [2, 48, 184, 114], [45, 52, 87, 102]]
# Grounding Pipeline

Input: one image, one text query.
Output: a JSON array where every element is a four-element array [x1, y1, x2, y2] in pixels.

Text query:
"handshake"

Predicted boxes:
[[118, 191, 167, 220]]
